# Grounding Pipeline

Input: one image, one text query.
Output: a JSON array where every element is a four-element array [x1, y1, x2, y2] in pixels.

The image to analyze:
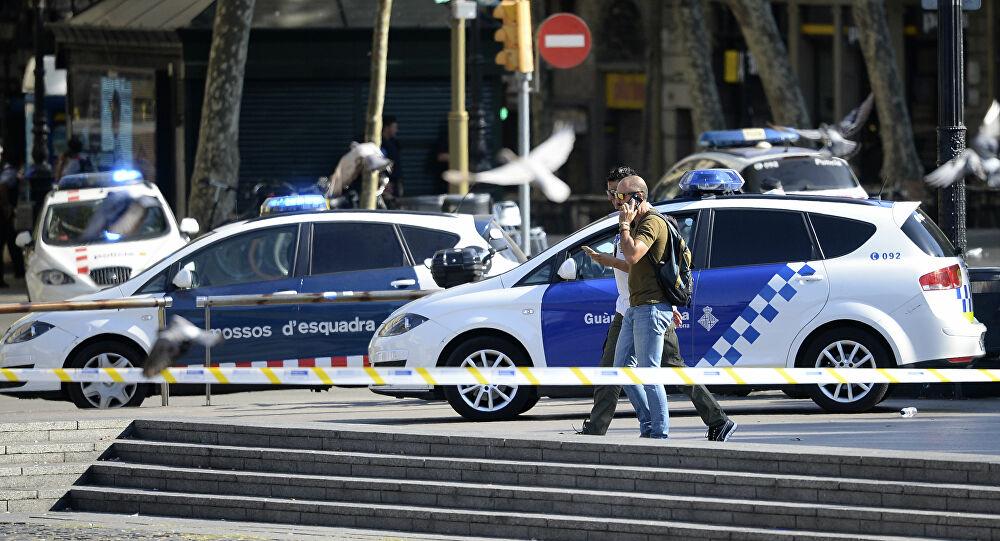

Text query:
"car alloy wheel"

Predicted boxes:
[[66, 341, 148, 409], [79, 352, 139, 409], [814, 339, 877, 403], [443, 336, 536, 421], [800, 327, 891, 413], [456, 349, 518, 413]]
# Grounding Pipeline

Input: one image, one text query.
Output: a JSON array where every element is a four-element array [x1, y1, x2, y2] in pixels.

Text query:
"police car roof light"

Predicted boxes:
[[260, 194, 329, 215], [679, 168, 745, 194], [698, 128, 799, 149], [57, 170, 145, 190]]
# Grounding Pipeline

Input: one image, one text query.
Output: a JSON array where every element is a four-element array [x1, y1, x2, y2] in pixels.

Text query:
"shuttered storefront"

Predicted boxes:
[[238, 79, 496, 198]]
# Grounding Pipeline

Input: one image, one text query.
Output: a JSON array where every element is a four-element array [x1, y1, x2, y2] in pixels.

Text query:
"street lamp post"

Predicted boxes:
[[28, 0, 51, 222], [936, 0, 966, 254]]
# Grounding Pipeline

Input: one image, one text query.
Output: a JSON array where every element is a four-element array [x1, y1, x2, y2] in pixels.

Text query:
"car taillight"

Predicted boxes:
[[918, 264, 963, 291]]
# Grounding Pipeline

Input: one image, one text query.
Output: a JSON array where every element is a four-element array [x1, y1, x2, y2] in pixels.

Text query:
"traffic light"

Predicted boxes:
[[493, 0, 533, 73]]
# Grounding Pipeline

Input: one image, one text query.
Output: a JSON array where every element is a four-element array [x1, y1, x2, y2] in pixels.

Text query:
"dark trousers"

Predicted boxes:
[[584, 312, 728, 435]]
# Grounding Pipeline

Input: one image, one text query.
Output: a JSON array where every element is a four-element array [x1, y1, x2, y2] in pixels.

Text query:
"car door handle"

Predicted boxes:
[[797, 275, 825, 282], [390, 279, 417, 289], [274, 290, 298, 295]]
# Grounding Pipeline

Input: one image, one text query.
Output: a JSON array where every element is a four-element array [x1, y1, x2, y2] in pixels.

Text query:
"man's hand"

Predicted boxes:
[[618, 199, 638, 226], [673, 307, 683, 328]]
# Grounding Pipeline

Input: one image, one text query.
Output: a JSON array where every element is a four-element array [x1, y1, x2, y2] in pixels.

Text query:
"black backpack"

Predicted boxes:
[[643, 211, 693, 307]]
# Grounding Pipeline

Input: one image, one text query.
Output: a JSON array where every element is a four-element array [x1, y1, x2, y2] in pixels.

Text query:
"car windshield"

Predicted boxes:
[[741, 156, 860, 192], [43, 198, 169, 246]]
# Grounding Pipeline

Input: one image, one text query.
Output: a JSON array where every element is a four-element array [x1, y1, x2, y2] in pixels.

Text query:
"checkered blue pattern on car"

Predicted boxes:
[[700, 262, 816, 367], [957, 283, 975, 322]]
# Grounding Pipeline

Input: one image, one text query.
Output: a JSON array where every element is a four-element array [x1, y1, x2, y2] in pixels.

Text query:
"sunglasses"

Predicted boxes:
[[605, 189, 617, 197], [613, 191, 644, 201]]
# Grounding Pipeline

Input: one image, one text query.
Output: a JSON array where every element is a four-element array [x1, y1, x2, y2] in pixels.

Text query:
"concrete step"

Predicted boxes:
[[79, 461, 1000, 540], [66, 485, 935, 541], [129, 419, 1000, 487], [0, 442, 105, 465], [108, 439, 1000, 515]]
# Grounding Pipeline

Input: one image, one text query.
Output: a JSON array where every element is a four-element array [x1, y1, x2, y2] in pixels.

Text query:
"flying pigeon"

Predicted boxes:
[[326, 142, 394, 197], [143, 316, 224, 377], [772, 93, 874, 159], [925, 100, 1000, 189], [442, 126, 575, 203], [79, 191, 160, 243]]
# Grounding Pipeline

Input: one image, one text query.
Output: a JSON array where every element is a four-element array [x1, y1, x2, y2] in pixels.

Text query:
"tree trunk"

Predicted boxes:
[[187, 0, 255, 229], [639, 1, 664, 175], [852, 0, 924, 199], [677, 0, 725, 133], [360, 0, 393, 210], [724, 0, 810, 127]]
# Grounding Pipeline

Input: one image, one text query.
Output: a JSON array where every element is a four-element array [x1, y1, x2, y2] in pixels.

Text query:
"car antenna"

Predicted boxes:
[[874, 175, 891, 200], [452, 190, 475, 215]]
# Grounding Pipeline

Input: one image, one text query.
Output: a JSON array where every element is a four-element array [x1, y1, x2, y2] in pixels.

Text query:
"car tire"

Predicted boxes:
[[65, 341, 148, 409], [800, 327, 891, 413], [442, 336, 536, 421]]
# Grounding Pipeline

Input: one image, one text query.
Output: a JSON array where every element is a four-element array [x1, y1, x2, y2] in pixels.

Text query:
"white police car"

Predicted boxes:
[[369, 170, 986, 420], [17, 171, 200, 302], [0, 202, 523, 408], [651, 129, 869, 201]]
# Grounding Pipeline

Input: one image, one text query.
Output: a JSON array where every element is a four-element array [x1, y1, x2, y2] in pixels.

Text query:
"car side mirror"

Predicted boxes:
[[179, 218, 200, 237], [556, 258, 577, 281], [14, 231, 32, 249], [172, 267, 194, 290]]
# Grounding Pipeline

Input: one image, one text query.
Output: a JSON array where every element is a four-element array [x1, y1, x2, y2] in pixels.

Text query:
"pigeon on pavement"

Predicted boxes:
[[442, 126, 575, 203]]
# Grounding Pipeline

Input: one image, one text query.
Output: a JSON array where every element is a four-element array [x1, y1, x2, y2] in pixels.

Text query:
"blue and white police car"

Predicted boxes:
[[369, 170, 987, 420], [0, 200, 524, 408], [650, 129, 869, 201], [18, 171, 200, 302]]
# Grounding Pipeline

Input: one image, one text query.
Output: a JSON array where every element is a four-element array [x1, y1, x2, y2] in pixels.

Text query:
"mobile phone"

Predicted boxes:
[[630, 192, 643, 204], [580, 245, 596, 255]]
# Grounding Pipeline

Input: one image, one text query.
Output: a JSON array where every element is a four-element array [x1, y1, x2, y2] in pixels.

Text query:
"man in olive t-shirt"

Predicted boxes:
[[613, 175, 673, 438]]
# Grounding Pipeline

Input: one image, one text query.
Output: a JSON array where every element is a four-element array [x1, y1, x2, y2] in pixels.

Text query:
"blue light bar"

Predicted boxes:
[[698, 128, 799, 149], [57, 171, 145, 190], [260, 194, 330, 215], [679, 169, 745, 194]]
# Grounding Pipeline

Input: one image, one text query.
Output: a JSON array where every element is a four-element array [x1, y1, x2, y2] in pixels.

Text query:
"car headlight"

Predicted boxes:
[[377, 313, 429, 337], [39, 269, 76, 286], [4, 321, 55, 344]]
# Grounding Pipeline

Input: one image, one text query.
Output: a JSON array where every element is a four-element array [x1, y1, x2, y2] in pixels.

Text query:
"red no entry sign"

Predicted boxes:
[[537, 13, 592, 69]]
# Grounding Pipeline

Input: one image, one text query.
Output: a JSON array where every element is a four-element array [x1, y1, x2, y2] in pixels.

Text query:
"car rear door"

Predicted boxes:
[[690, 208, 829, 367], [295, 221, 416, 363]]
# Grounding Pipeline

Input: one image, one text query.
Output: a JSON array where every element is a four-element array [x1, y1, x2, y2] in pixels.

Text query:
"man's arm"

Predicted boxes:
[[597, 253, 630, 272]]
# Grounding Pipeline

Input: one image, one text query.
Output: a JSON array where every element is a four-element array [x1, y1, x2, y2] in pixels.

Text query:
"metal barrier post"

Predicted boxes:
[[157, 304, 169, 406], [204, 303, 212, 406]]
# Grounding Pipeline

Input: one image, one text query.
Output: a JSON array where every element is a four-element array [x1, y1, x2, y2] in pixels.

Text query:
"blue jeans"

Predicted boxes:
[[613, 303, 671, 438]]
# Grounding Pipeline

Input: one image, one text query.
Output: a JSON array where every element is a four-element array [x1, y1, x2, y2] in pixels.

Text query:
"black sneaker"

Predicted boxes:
[[575, 419, 597, 435], [707, 419, 738, 442]]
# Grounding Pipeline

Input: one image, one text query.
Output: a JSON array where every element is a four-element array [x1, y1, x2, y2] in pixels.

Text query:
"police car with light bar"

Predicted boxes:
[[0, 197, 524, 409], [369, 169, 986, 420], [651, 128, 868, 201], [16, 171, 199, 302]]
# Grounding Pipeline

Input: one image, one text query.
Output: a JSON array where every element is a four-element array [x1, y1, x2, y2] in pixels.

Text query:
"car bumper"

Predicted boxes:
[[368, 319, 452, 397], [0, 327, 78, 394]]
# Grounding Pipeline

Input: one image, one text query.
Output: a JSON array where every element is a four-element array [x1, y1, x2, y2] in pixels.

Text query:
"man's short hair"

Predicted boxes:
[[606, 165, 638, 183]]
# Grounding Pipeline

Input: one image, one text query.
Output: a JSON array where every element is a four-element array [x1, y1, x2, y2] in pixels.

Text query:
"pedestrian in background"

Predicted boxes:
[[0, 146, 23, 286], [54, 136, 92, 180], [380, 115, 403, 203]]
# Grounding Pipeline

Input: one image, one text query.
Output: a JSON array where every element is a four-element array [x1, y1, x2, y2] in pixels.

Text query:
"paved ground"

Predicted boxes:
[[0, 512, 485, 541], [2, 385, 999, 456]]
